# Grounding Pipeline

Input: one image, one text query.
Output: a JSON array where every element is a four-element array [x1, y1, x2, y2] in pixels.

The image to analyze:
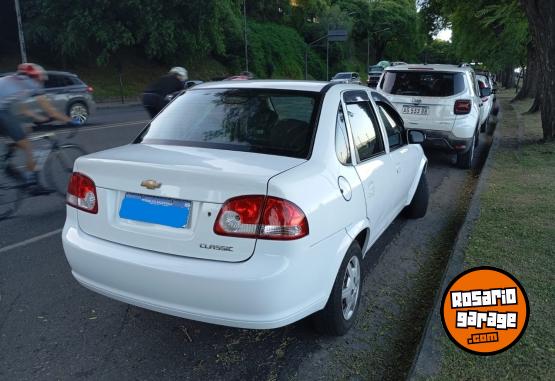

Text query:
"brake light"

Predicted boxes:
[[214, 195, 309, 240], [67, 172, 98, 214], [86, 86, 94, 93], [454, 100, 471, 115]]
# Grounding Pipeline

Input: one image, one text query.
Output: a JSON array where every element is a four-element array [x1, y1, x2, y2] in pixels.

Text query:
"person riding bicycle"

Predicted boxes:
[[0, 63, 80, 193], [142, 66, 188, 118]]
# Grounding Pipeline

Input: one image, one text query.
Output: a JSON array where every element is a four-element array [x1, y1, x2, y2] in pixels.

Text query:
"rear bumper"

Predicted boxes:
[[62, 210, 346, 329], [420, 130, 473, 153]]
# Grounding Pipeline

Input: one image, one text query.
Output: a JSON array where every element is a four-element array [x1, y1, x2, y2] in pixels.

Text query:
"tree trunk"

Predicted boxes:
[[503, 66, 515, 88], [513, 42, 538, 101], [520, 0, 555, 140]]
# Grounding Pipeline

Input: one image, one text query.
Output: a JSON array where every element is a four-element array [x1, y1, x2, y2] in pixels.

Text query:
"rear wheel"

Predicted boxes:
[[403, 172, 429, 219], [44, 145, 87, 196], [456, 133, 475, 169], [480, 116, 489, 133], [313, 242, 363, 336], [68, 102, 89, 125]]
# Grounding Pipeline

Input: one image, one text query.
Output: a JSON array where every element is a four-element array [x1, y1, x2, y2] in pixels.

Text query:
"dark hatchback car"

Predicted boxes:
[[0, 70, 96, 124]]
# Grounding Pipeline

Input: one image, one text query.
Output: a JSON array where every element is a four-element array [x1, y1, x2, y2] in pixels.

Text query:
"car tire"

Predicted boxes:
[[486, 116, 497, 136], [403, 172, 429, 219], [456, 133, 475, 169], [480, 116, 489, 133], [312, 242, 363, 336], [67, 102, 89, 125]]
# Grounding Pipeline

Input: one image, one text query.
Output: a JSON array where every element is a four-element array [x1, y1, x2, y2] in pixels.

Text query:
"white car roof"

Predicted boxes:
[[384, 64, 474, 73], [192, 80, 330, 92]]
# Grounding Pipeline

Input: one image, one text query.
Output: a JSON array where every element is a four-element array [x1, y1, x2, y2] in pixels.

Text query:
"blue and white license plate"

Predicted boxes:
[[402, 105, 429, 115], [119, 193, 191, 228]]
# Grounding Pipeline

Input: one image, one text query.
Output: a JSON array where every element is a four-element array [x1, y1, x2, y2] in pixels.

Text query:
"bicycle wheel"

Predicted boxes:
[[0, 179, 22, 220], [44, 144, 88, 196]]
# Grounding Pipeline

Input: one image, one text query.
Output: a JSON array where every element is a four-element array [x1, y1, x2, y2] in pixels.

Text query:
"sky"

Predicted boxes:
[[434, 28, 452, 42]]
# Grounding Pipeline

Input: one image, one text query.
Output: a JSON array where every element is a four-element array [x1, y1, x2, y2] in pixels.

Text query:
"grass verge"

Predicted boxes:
[[432, 91, 555, 380]]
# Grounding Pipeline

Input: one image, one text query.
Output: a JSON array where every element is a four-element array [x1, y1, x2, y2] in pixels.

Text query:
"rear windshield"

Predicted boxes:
[[333, 73, 352, 79], [137, 89, 320, 159], [380, 71, 466, 97]]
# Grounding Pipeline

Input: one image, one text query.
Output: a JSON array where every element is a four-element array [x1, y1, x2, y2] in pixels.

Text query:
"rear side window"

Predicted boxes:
[[45, 75, 75, 88], [335, 107, 351, 164], [377, 103, 404, 149], [137, 89, 319, 159], [380, 71, 466, 97], [343, 93, 384, 162]]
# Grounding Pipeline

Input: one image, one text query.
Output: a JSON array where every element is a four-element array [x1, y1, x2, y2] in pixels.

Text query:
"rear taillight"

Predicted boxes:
[[214, 195, 309, 240], [454, 100, 471, 115], [66, 172, 98, 214], [86, 86, 94, 93]]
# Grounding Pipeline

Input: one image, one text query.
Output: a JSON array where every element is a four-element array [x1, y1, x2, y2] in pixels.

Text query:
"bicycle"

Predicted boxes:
[[0, 125, 87, 220]]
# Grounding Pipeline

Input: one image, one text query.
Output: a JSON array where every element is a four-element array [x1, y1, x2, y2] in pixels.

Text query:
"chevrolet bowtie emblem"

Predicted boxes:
[[141, 180, 162, 190]]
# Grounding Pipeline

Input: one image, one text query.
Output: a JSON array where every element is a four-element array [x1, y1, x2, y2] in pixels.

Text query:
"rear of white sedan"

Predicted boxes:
[[62, 80, 428, 335], [62, 81, 361, 334]]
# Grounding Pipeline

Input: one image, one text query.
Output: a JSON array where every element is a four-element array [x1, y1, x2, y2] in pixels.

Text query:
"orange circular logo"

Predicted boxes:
[[441, 266, 529, 355]]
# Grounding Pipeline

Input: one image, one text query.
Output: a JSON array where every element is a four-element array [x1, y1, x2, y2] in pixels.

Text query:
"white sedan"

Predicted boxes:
[[62, 80, 429, 335]]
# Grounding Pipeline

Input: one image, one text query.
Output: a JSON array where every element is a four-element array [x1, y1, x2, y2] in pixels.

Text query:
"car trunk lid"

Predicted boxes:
[[75, 144, 304, 262]]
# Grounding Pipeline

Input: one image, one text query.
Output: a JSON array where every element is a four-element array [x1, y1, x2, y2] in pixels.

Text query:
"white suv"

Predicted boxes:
[[62, 80, 429, 335], [376, 64, 489, 168]]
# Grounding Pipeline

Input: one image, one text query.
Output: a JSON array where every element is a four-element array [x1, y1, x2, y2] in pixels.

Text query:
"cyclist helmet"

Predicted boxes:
[[17, 63, 48, 81], [169, 66, 188, 81]]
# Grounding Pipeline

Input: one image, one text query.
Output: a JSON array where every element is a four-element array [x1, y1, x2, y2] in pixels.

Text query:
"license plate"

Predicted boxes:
[[402, 105, 429, 115], [119, 193, 191, 228]]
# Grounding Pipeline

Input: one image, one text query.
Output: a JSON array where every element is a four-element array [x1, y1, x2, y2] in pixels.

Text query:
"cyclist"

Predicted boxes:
[[142, 66, 188, 118], [0, 63, 79, 193]]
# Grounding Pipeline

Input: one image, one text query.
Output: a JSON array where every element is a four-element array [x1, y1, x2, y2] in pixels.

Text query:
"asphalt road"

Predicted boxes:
[[0, 105, 492, 380]]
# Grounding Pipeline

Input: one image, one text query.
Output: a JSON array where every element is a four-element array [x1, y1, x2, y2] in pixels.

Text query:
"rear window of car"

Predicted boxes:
[[137, 89, 320, 159], [380, 71, 466, 97], [333, 73, 352, 79]]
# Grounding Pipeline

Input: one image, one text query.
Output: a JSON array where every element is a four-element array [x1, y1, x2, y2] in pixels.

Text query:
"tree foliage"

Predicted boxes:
[[9, 0, 425, 78]]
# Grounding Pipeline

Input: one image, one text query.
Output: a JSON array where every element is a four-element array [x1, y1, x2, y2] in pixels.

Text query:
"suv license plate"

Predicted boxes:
[[402, 105, 429, 115]]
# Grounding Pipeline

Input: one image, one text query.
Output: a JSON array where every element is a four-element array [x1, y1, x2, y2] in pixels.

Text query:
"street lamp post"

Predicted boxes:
[[305, 34, 327, 80], [14, 0, 27, 62], [243, 0, 248, 72]]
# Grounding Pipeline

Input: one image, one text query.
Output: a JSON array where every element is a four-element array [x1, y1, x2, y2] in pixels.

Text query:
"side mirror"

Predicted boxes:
[[408, 130, 425, 144], [480, 87, 492, 97]]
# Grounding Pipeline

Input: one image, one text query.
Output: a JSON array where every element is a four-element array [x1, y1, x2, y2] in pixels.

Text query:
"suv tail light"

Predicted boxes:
[[67, 173, 98, 214], [86, 86, 94, 93], [454, 100, 471, 115], [214, 195, 309, 240]]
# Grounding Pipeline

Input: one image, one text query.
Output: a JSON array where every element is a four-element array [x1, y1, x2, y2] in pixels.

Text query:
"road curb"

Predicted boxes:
[[407, 123, 502, 379]]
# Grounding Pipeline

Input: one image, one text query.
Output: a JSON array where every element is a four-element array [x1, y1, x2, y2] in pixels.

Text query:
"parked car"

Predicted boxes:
[[330, 72, 362, 84], [1, 70, 96, 124], [476, 74, 494, 132], [376, 64, 489, 169], [62, 80, 429, 335], [225, 71, 255, 81], [367, 65, 385, 88]]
